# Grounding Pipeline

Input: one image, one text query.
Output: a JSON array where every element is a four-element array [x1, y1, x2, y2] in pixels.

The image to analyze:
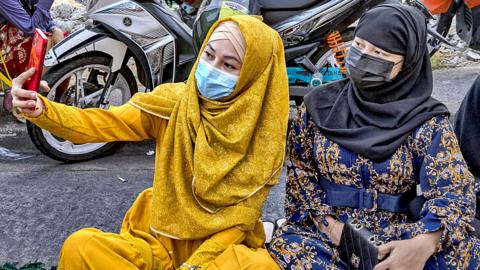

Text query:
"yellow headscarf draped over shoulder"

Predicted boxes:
[[128, 15, 289, 239]]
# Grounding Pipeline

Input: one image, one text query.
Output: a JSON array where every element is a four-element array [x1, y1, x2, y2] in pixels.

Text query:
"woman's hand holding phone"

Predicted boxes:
[[11, 27, 50, 117], [11, 68, 50, 118]]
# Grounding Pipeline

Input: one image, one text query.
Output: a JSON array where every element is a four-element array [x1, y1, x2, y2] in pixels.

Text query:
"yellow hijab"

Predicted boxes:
[[128, 15, 289, 239]]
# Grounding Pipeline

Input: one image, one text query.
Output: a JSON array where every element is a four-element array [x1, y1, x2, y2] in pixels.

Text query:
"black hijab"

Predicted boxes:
[[303, 4, 449, 161]]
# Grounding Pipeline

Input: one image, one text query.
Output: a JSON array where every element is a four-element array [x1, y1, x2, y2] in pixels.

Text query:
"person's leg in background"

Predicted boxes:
[[1, 24, 30, 115], [1, 24, 65, 119]]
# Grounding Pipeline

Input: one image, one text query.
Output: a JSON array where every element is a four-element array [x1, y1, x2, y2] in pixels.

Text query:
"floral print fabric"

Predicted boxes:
[[268, 105, 480, 269]]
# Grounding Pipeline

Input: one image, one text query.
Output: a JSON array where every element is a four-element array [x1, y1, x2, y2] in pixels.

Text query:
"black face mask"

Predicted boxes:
[[346, 46, 402, 89]]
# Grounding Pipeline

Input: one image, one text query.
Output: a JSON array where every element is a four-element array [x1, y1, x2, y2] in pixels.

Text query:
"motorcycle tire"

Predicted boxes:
[[27, 55, 137, 163]]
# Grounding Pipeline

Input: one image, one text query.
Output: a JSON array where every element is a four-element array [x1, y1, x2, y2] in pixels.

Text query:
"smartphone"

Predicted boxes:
[[24, 28, 48, 92]]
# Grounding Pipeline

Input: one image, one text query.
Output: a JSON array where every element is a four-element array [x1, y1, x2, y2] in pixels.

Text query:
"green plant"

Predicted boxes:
[[0, 262, 56, 270]]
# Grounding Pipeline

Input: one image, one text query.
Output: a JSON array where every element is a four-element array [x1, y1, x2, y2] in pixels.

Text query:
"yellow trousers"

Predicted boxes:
[[57, 189, 278, 270]]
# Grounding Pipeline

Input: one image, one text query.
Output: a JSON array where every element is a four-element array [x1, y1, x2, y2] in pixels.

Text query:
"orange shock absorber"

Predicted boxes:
[[326, 31, 348, 75]]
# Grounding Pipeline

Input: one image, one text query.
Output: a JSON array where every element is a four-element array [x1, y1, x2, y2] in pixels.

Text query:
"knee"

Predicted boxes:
[[247, 259, 279, 270], [233, 245, 279, 270], [211, 245, 279, 270], [60, 228, 100, 259]]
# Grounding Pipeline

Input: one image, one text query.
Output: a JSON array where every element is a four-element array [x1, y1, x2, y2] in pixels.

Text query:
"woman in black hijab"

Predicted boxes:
[[268, 4, 479, 269]]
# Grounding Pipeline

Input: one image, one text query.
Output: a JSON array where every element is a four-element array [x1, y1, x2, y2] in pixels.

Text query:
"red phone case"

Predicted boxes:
[[24, 28, 48, 92]]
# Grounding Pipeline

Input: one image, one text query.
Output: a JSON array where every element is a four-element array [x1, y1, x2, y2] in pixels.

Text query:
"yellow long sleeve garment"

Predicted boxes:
[[26, 97, 275, 269], [26, 95, 165, 144]]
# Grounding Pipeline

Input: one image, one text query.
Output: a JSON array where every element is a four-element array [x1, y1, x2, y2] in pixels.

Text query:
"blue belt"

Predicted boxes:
[[320, 178, 415, 213]]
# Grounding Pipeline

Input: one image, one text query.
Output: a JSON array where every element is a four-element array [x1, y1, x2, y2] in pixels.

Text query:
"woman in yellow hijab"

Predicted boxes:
[[11, 15, 289, 269]]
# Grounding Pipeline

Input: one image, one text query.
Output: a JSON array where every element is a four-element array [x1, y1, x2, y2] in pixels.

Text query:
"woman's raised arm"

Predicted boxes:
[[12, 68, 166, 144]]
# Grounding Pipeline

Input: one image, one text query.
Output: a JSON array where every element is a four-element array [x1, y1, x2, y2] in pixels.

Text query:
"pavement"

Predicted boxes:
[[0, 65, 479, 267]]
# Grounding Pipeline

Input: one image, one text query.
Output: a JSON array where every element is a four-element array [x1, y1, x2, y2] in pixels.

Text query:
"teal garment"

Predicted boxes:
[[268, 104, 480, 269]]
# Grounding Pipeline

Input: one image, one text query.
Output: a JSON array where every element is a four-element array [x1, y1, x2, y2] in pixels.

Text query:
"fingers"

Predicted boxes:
[[11, 87, 37, 100], [17, 106, 40, 118], [17, 107, 36, 114], [377, 242, 394, 260], [375, 242, 396, 270], [39, 81, 50, 93], [374, 258, 392, 270], [11, 82, 38, 111], [12, 98, 37, 109], [11, 68, 36, 87]]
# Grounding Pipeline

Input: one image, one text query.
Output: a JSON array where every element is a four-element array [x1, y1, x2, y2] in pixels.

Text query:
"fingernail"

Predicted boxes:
[[29, 101, 35, 106], [31, 93, 36, 98]]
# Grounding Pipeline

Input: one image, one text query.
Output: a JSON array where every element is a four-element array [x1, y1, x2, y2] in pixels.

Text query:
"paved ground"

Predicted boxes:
[[0, 65, 479, 267], [431, 66, 480, 115]]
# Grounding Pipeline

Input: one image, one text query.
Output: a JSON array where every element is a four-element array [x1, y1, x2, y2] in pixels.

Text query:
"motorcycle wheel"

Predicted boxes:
[[27, 55, 137, 163]]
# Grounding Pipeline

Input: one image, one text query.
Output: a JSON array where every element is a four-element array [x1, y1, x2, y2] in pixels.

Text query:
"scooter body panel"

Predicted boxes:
[[46, 0, 182, 89], [421, 0, 453, 14], [46, 0, 390, 94], [45, 28, 128, 73], [274, 0, 362, 47]]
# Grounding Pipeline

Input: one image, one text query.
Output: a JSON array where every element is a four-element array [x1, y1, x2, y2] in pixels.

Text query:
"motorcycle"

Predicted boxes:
[[27, 0, 393, 162], [418, 0, 480, 55]]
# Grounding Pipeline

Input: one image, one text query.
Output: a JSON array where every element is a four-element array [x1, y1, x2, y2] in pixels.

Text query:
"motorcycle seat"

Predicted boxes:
[[258, 0, 322, 10], [259, 0, 330, 25]]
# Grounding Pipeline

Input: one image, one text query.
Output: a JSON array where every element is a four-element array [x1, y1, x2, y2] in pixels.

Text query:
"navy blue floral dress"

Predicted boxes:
[[268, 105, 480, 269]]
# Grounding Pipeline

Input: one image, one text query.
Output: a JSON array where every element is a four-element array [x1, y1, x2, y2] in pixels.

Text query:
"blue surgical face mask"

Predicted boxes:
[[195, 59, 239, 100]]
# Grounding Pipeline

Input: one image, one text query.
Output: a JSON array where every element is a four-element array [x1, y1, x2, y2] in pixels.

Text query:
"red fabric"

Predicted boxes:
[[182, 0, 202, 5], [0, 23, 33, 80], [420, 0, 452, 14]]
